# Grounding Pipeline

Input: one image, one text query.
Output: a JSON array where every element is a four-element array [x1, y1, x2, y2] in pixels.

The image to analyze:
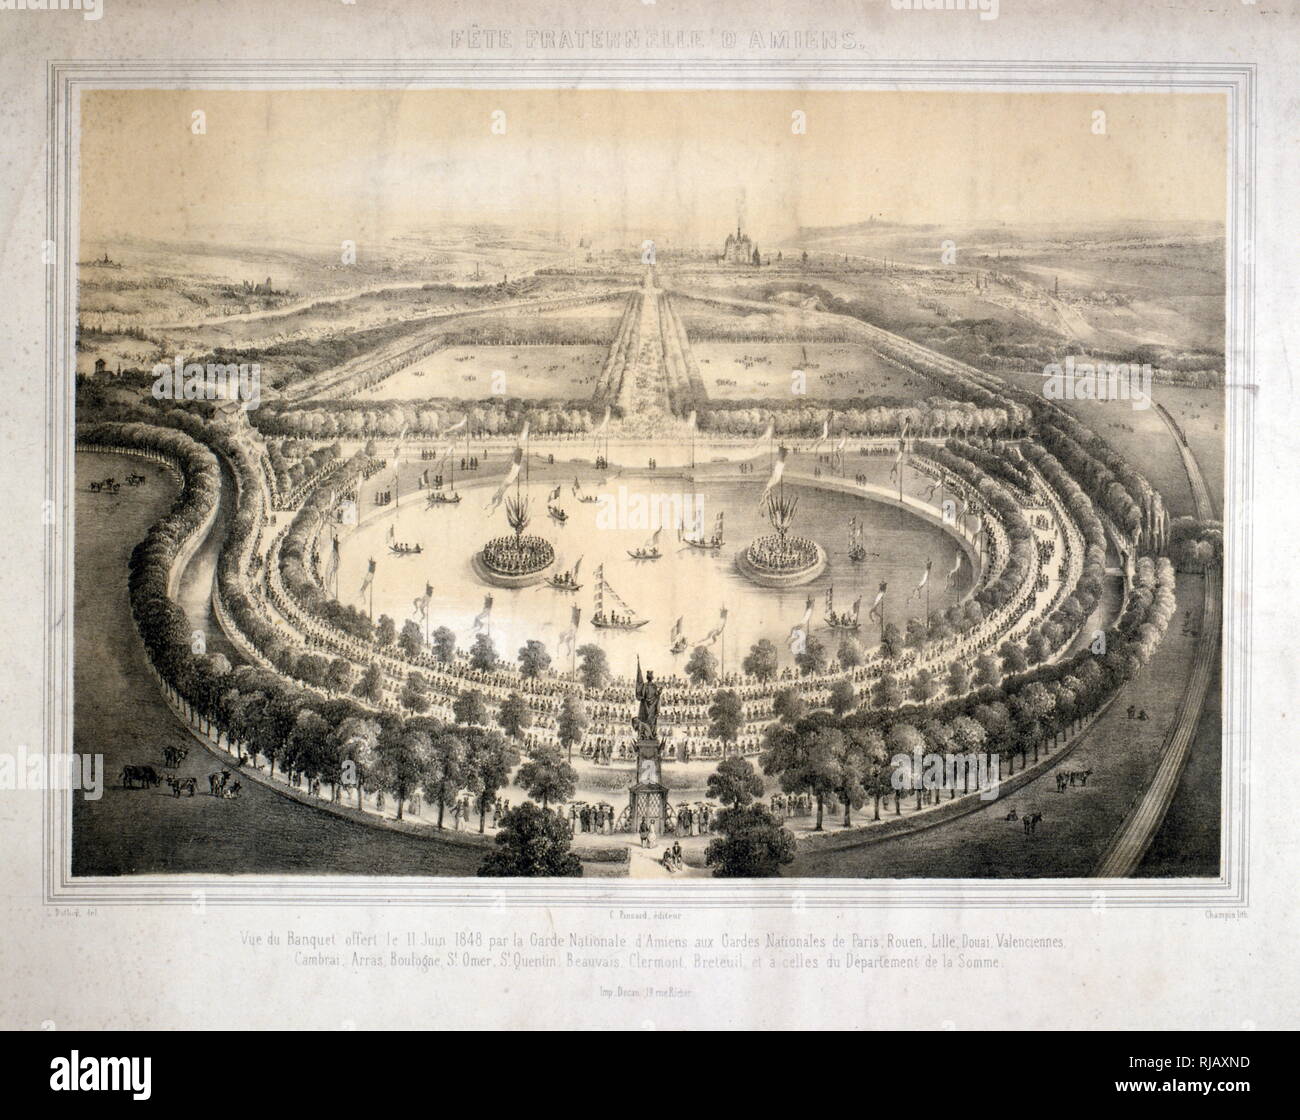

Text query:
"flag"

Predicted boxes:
[[485, 447, 523, 513], [812, 417, 829, 452], [908, 559, 933, 601], [947, 551, 964, 587], [869, 581, 888, 623], [359, 557, 376, 596], [758, 445, 788, 505], [442, 416, 467, 436], [852, 596, 862, 619], [558, 606, 581, 654], [696, 606, 728, 647], [325, 532, 340, 583], [756, 418, 774, 446], [889, 447, 905, 482], [549, 485, 561, 502], [516, 420, 530, 447], [788, 596, 814, 654], [686, 409, 696, 432], [593, 406, 611, 438], [473, 595, 493, 632], [413, 581, 433, 620], [387, 523, 396, 543]]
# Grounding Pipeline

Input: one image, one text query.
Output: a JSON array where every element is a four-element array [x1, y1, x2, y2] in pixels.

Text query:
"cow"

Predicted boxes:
[[120, 765, 161, 789]]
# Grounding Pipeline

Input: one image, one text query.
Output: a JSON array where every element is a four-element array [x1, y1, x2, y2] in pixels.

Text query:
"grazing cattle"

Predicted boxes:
[[208, 772, 227, 797], [167, 776, 197, 797], [121, 765, 161, 789], [224, 782, 242, 799]]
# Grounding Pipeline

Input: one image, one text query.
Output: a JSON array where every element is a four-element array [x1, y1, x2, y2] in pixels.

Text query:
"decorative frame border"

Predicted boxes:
[[44, 59, 1253, 909]]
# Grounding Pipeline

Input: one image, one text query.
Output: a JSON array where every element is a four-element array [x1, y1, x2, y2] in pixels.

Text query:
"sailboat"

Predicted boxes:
[[547, 484, 568, 523], [848, 517, 866, 562], [681, 511, 724, 551], [573, 477, 601, 504], [823, 587, 861, 632], [591, 565, 649, 630], [669, 617, 687, 655], [426, 457, 461, 505], [546, 555, 583, 591], [628, 527, 663, 560]]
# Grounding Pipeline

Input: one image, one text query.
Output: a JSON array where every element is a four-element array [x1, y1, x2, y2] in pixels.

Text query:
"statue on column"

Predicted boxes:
[[632, 658, 661, 741]]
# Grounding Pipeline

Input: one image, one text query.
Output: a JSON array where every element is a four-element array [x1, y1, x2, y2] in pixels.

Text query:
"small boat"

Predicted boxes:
[[848, 518, 867, 562], [548, 504, 568, 523], [669, 617, 687, 655], [823, 588, 861, 632], [628, 528, 663, 560], [591, 565, 649, 630], [426, 459, 461, 505], [389, 542, 424, 556], [681, 512, 724, 551], [573, 477, 601, 504], [547, 556, 582, 591]]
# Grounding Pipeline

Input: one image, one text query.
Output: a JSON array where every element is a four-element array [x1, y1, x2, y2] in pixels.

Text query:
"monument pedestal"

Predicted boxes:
[[627, 735, 668, 836]]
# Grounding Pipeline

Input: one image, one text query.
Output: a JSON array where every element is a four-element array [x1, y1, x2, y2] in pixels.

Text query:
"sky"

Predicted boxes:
[[79, 88, 1228, 250]]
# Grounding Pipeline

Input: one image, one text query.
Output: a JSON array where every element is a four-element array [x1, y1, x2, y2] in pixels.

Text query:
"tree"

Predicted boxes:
[[886, 723, 926, 812], [761, 721, 841, 831], [704, 805, 796, 877], [707, 756, 764, 809], [516, 744, 576, 810], [496, 691, 532, 741], [354, 662, 385, 704], [853, 728, 889, 820], [326, 657, 354, 694], [949, 715, 987, 793], [832, 727, 869, 826], [837, 637, 864, 669], [452, 688, 488, 728], [1000, 640, 1028, 675], [465, 728, 520, 832], [375, 614, 397, 647], [707, 689, 744, 753], [398, 619, 424, 659], [334, 715, 380, 809], [399, 671, 431, 713], [742, 638, 780, 682], [478, 802, 583, 877], [947, 660, 971, 696], [974, 651, 1000, 688], [576, 644, 611, 689], [284, 709, 330, 791], [469, 632, 498, 671], [828, 679, 857, 716], [909, 668, 938, 704], [556, 694, 589, 762], [686, 645, 718, 685], [517, 639, 551, 679], [772, 687, 806, 724], [431, 626, 456, 663], [375, 725, 432, 820], [424, 729, 468, 828], [871, 671, 905, 710], [880, 622, 904, 659], [906, 617, 929, 648], [794, 634, 827, 675]]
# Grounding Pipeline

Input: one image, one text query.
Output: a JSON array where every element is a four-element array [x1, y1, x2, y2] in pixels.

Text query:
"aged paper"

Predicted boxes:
[[0, 0, 1292, 1032]]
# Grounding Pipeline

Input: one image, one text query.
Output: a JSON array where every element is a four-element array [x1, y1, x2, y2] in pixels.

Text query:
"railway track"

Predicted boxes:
[[1092, 405, 1218, 877]]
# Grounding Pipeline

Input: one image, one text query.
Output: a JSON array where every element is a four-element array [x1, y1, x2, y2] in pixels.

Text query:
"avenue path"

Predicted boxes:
[[1092, 403, 1220, 876], [73, 451, 483, 877]]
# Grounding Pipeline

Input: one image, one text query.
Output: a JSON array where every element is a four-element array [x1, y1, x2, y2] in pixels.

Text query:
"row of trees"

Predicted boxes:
[[755, 555, 1178, 829]]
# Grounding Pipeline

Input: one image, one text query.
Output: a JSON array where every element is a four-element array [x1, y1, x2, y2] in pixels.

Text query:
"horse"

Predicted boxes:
[[208, 772, 229, 797]]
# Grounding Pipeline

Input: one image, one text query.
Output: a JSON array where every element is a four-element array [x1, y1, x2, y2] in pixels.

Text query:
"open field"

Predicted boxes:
[[352, 343, 608, 402], [693, 340, 931, 401]]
